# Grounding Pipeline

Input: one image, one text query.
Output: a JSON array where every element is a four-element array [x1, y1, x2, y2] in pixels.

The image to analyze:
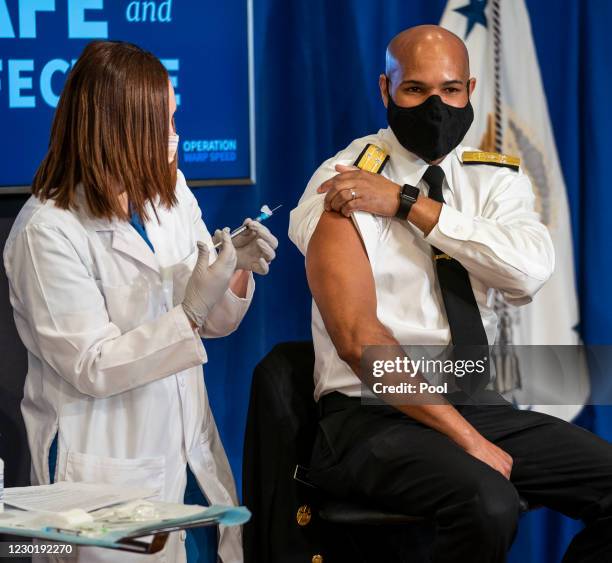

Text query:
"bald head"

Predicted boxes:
[[379, 25, 474, 111], [386, 25, 469, 81]]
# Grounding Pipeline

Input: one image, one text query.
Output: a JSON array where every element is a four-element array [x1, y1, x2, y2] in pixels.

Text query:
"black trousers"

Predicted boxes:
[[309, 392, 612, 563]]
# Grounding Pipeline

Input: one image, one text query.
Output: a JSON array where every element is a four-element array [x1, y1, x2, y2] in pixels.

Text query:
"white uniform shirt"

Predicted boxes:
[[288, 128, 554, 400]]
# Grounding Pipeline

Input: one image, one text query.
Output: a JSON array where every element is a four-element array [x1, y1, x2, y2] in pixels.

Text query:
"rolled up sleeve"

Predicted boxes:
[[289, 155, 360, 255]]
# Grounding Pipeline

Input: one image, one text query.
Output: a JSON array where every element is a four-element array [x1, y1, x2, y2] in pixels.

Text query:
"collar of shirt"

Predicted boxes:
[[379, 127, 462, 196]]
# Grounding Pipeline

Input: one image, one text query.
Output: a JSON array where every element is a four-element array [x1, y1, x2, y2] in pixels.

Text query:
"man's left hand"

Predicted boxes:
[[317, 164, 401, 217]]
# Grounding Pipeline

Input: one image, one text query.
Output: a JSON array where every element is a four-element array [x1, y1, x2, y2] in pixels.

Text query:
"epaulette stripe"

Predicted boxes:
[[462, 150, 520, 171], [354, 143, 389, 174]]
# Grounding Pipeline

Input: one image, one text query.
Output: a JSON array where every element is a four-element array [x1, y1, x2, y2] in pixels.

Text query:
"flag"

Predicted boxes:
[[440, 0, 588, 420]]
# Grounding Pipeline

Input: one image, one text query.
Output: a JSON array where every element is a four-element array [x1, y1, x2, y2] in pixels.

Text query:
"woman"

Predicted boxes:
[[3, 41, 277, 562]]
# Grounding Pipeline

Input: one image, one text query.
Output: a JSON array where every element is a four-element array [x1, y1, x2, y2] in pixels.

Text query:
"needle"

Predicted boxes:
[[213, 204, 282, 249]]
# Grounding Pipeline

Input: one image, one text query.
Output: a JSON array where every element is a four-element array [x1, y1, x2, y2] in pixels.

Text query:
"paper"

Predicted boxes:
[[5, 482, 155, 513]]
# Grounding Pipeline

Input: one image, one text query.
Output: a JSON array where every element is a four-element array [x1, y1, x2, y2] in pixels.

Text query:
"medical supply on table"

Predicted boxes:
[[213, 204, 282, 249], [0, 501, 251, 553], [34, 508, 94, 530]]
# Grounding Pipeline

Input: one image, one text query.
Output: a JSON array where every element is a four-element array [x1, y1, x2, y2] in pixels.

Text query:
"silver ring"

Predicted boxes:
[[351, 190, 357, 200]]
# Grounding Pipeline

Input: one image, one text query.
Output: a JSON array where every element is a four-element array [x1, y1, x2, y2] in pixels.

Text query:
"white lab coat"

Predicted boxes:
[[3, 170, 254, 563]]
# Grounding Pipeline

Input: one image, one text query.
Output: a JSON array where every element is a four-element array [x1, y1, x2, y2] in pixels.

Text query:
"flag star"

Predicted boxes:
[[454, 0, 488, 39]]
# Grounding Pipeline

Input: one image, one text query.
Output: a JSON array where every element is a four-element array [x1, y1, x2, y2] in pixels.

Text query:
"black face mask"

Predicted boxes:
[[386, 80, 474, 162]]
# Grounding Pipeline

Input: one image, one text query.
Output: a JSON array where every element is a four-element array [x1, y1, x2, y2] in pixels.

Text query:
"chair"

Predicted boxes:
[[242, 341, 531, 563]]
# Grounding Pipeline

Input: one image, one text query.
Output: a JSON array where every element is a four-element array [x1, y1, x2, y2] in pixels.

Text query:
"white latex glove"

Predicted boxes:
[[224, 218, 279, 275], [182, 229, 237, 327]]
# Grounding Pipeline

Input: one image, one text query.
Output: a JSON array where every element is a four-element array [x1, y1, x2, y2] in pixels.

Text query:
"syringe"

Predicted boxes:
[[213, 204, 282, 249]]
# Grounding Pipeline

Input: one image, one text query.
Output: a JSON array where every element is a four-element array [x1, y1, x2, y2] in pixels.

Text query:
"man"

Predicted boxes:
[[288, 25, 612, 562]]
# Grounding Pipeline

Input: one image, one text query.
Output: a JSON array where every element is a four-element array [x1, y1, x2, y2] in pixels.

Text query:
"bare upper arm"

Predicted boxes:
[[305, 211, 472, 439], [305, 211, 383, 364]]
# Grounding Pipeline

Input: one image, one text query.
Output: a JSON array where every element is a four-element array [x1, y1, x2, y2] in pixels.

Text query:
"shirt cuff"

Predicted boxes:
[[424, 204, 475, 254]]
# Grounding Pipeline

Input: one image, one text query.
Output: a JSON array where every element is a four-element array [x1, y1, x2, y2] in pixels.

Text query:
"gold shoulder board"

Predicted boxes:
[[462, 151, 520, 171], [353, 143, 389, 174]]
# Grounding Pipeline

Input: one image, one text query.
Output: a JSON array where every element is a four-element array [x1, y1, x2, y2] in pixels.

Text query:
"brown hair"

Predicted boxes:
[[32, 40, 177, 221]]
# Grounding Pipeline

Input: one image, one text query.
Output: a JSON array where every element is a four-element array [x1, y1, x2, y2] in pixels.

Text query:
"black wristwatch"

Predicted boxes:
[[395, 184, 420, 220]]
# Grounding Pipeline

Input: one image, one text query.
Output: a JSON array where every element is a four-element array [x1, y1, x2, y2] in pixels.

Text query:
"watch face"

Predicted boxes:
[[402, 184, 419, 203], [396, 184, 419, 219]]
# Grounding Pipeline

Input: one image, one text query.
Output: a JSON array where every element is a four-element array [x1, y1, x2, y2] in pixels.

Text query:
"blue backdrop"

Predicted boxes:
[[193, 1, 612, 561], [0, 0, 251, 187]]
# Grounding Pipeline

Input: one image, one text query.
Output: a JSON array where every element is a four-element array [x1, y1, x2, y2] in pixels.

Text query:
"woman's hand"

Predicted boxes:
[[182, 229, 237, 328], [317, 164, 402, 217], [230, 219, 278, 275]]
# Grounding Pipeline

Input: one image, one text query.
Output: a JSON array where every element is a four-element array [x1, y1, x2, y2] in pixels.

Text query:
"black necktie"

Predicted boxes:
[[423, 165, 490, 398]]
